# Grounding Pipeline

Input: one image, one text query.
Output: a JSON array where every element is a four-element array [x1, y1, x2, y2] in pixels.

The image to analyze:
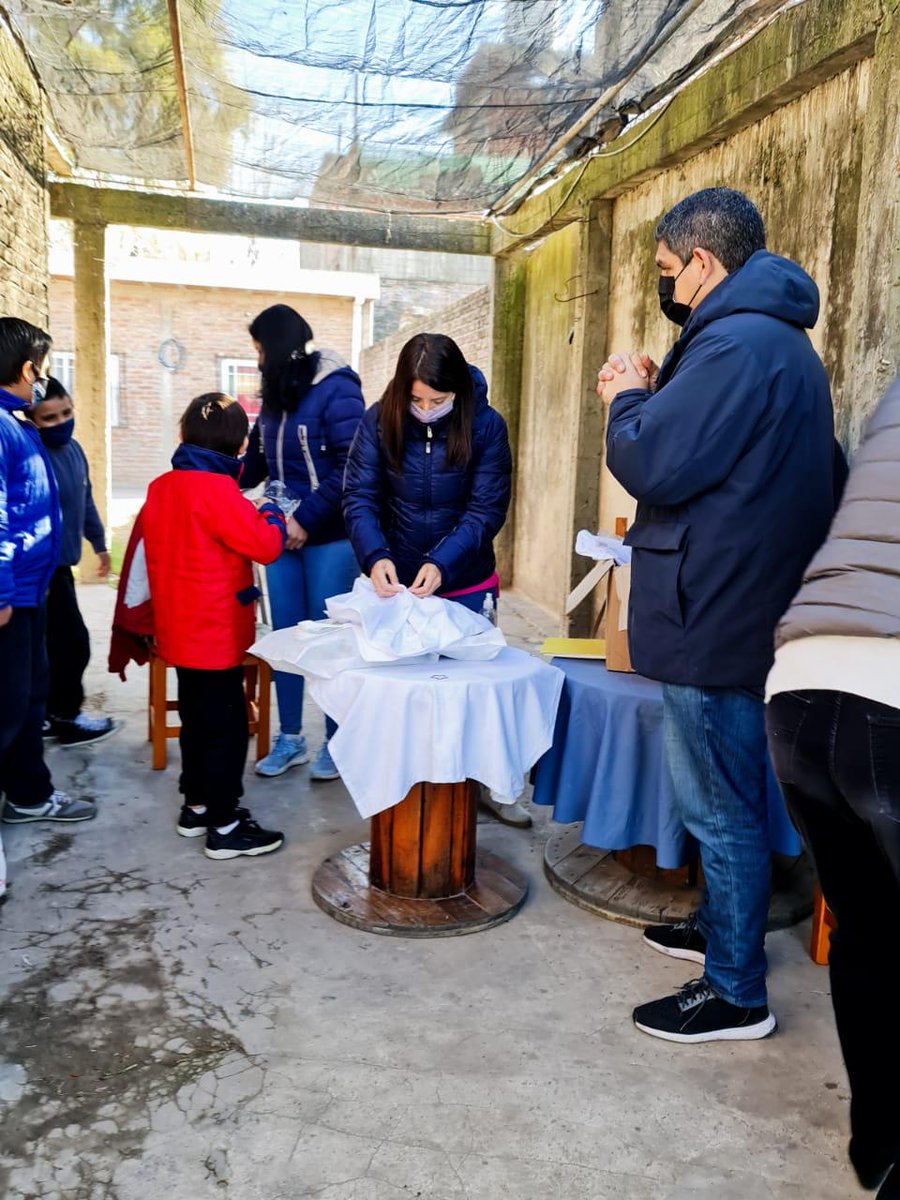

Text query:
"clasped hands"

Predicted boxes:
[[596, 352, 659, 405], [370, 559, 442, 599]]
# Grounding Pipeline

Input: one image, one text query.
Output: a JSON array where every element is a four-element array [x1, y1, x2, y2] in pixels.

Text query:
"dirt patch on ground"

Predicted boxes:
[[0, 901, 252, 1199]]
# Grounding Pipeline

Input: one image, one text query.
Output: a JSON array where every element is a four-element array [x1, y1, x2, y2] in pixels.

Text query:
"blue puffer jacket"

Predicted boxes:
[[241, 350, 365, 545], [606, 250, 837, 689], [343, 366, 512, 592], [0, 387, 62, 608]]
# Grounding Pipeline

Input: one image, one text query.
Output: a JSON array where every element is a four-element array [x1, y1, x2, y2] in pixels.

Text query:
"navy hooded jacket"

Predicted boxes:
[[342, 366, 512, 592], [605, 250, 836, 689], [43, 436, 107, 568], [241, 349, 365, 544], [0, 387, 62, 608]]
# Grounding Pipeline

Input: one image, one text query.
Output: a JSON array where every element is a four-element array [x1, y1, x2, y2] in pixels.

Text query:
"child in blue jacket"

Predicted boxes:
[[0, 319, 96, 899], [29, 377, 121, 747]]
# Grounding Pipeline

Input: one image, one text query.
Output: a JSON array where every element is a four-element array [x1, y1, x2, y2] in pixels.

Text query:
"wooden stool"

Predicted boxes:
[[810, 884, 835, 965], [312, 781, 528, 937], [148, 653, 272, 770]]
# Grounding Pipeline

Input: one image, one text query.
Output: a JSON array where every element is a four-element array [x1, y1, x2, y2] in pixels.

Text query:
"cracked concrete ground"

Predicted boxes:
[[0, 584, 860, 1200]]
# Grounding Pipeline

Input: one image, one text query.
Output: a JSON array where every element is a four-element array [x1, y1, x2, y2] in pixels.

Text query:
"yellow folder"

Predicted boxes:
[[540, 637, 607, 660]]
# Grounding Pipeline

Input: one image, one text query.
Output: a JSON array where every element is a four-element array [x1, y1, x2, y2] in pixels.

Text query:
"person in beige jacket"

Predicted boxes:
[[767, 376, 900, 1199]]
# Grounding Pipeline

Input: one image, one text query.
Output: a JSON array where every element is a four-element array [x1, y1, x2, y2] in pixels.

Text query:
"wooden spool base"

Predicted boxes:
[[544, 825, 815, 930], [312, 843, 528, 938]]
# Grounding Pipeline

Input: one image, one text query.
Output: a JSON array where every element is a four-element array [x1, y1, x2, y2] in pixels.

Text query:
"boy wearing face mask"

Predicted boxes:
[[29, 378, 120, 747], [0, 318, 96, 858]]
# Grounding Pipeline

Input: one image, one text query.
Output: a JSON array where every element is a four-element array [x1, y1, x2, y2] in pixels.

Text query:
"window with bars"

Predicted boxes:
[[219, 358, 261, 420], [50, 352, 123, 427]]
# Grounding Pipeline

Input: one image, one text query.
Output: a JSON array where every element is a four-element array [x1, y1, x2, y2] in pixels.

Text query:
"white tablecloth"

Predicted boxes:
[[309, 647, 565, 818]]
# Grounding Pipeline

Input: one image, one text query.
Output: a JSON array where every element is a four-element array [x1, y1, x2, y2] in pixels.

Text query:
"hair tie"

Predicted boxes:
[[289, 340, 316, 361]]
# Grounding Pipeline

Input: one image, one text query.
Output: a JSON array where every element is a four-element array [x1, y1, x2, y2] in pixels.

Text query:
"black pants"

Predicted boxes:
[[46, 565, 91, 720], [767, 689, 900, 1180], [175, 666, 248, 827], [0, 606, 53, 807]]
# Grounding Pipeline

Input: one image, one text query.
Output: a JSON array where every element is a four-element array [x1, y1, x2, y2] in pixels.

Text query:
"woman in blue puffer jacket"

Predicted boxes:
[[343, 332, 511, 608], [242, 304, 364, 782], [343, 334, 525, 825]]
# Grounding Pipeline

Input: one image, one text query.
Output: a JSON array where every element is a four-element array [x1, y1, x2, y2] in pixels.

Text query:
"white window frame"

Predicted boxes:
[[50, 350, 75, 397], [49, 351, 123, 427], [220, 357, 260, 414]]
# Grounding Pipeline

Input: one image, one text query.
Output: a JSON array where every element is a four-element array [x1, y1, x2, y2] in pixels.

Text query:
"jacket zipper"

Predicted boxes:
[[276, 412, 286, 484], [298, 424, 320, 491], [424, 425, 433, 550]]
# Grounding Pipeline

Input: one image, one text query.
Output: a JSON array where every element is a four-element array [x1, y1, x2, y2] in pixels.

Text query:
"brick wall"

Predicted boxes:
[[0, 15, 48, 325], [359, 286, 492, 404], [50, 278, 355, 489]]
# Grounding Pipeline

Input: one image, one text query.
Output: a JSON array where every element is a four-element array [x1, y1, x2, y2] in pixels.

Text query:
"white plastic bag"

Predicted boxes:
[[325, 577, 506, 662], [251, 579, 506, 679]]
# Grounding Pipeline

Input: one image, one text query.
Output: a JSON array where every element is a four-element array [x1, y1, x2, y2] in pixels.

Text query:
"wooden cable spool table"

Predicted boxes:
[[303, 647, 565, 938], [312, 779, 528, 937]]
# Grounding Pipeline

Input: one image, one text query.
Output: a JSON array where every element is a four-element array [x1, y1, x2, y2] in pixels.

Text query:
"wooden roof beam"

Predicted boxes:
[[49, 183, 492, 256]]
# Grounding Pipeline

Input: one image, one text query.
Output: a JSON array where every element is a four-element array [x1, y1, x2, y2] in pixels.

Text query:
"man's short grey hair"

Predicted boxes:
[[655, 188, 766, 273]]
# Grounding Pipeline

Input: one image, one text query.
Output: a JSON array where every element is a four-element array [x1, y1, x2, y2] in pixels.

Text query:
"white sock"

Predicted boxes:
[[188, 805, 207, 814], [215, 820, 239, 835]]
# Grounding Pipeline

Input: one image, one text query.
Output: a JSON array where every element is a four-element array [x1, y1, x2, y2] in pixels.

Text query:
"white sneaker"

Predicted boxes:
[[479, 791, 532, 828], [255, 732, 309, 778]]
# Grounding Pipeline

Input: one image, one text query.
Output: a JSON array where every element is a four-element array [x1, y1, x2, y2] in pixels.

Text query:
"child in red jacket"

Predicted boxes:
[[141, 394, 287, 859]]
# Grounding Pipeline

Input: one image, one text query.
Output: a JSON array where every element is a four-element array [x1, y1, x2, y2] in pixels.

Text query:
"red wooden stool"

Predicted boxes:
[[810, 884, 836, 965], [147, 652, 272, 770]]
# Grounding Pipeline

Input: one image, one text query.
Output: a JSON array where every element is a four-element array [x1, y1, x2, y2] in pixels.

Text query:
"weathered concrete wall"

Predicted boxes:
[[513, 223, 585, 615], [0, 15, 48, 325], [358, 286, 492, 405], [600, 56, 873, 533]]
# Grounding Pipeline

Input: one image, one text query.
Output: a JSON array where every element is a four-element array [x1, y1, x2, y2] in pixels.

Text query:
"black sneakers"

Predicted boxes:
[[204, 814, 284, 860], [177, 806, 210, 838], [633, 977, 777, 1044], [49, 714, 123, 748], [643, 914, 707, 965], [176, 805, 250, 838]]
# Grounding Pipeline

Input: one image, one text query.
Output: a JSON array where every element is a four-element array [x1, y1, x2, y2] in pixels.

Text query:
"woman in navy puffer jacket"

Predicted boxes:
[[343, 333, 522, 824], [343, 333, 511, 611], [242, 304, 364, 782]]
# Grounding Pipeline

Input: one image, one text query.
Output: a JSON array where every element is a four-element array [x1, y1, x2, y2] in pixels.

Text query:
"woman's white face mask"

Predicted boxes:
[[410, 396, 455, 424], [410, 380, 455, 424]]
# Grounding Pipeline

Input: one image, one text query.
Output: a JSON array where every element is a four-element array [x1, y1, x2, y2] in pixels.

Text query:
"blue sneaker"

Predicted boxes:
[[310, 740, 340, 782], [255, 732, 309, 778]]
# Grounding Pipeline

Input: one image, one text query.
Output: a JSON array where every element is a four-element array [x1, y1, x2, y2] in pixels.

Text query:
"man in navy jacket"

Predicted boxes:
[[0, 319, 96, 889], [598, 189, 837, 1044]]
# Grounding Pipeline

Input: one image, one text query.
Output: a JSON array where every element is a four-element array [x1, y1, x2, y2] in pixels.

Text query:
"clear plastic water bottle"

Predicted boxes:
[[481, 591, 497, 626]]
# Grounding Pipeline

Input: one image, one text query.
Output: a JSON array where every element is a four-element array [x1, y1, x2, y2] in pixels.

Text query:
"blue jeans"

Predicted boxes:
[[265, 539, 359, 738], [662, 684, 770, 1007]]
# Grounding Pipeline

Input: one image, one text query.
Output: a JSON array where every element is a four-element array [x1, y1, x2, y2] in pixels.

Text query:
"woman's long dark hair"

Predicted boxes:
[[381, 333, 474, 471], [249, 304, 320, 414]]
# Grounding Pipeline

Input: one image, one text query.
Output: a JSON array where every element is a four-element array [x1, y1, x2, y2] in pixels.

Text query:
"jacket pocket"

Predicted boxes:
[[297, 425, 320, 491], [624, 521, 689, 630]]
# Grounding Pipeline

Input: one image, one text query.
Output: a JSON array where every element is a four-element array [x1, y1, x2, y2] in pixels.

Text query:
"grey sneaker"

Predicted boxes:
[[2, 790, 97, 824], [310, 740, 340, 782], [479, 791, 532, 828], [255, 732, 309, 778]]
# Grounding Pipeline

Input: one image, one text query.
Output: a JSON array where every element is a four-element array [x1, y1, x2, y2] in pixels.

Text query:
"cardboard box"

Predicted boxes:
[[604, 564, 633, 673], [564, 557, 633, 673]]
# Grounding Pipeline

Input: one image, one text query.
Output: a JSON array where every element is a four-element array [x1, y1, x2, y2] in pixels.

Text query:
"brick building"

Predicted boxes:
[[48, 232, 379, 492]]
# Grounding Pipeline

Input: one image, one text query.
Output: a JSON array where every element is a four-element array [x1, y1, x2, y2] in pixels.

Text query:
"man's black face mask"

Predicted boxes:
[[658, 259, 701, 326]]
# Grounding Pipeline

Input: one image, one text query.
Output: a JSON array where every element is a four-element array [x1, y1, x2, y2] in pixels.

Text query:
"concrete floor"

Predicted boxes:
[[0, 585, 860, 1200]]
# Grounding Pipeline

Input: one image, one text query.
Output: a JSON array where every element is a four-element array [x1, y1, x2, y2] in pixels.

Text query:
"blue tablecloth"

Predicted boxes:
[[531, 658, 801, 869]]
